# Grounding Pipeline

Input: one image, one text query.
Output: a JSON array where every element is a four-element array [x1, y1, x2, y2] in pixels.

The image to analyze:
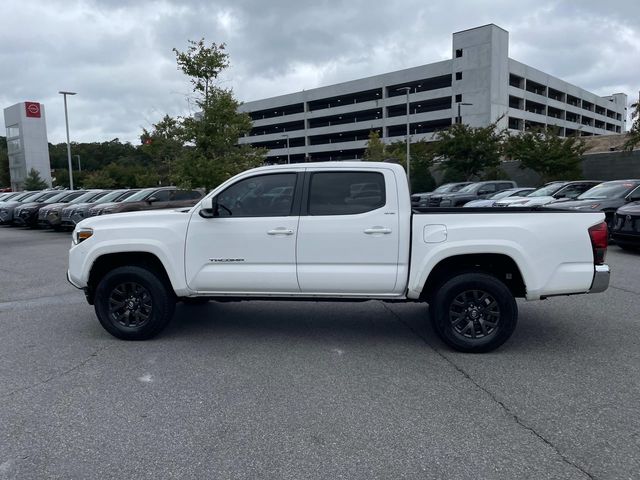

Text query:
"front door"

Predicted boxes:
[[296, 169, 400, 294], [185, 172, 301, 293]]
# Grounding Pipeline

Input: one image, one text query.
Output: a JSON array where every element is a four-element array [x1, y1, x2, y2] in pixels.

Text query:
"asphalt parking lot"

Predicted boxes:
[[1, 226, 639, 480]]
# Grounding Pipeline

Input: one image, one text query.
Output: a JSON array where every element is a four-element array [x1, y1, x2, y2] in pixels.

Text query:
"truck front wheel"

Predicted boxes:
[[430, 272, 517, 353], [94, 266, 176, 340]]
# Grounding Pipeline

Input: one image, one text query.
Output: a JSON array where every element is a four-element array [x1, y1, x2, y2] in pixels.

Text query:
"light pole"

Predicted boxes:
[[281, 134, 290, 164], [396, 87, 412, 192], [59, 91, 77, 190], [456, 102, 473, 124], [75, 154, 81, 172]]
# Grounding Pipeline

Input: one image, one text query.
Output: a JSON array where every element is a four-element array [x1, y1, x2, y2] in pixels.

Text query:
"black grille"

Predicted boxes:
[[615, 213, 640, 233]]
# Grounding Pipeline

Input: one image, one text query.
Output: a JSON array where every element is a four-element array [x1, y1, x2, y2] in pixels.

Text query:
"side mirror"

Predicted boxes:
[[626, 193, 640, 203], [199, 196, 215, 218], [147, 196, 157, 204]]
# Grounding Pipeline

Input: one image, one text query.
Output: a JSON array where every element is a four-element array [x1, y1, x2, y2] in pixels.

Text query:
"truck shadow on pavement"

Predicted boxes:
[[157, 299, 574, 354]]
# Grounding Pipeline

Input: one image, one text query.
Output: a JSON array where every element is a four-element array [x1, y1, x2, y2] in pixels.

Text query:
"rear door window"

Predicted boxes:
[[308, 172, 386, 215]]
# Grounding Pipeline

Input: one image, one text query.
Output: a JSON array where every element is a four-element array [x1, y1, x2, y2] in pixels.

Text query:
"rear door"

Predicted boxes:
[[296, 168, 400, 294]]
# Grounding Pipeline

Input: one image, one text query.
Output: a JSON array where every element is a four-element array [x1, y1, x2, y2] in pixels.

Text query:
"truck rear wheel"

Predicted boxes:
[[430, 272, 517, 353], [94, 266, 175, 340]]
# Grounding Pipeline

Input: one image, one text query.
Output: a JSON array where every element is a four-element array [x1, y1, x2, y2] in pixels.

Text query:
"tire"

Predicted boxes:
[[618, 243, 639, 252], [94, 266, 176, 340], [430, 272, 518, 353]]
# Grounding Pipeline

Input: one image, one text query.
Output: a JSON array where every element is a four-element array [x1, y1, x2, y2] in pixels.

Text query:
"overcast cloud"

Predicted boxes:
[[1, 0, 639, 144]]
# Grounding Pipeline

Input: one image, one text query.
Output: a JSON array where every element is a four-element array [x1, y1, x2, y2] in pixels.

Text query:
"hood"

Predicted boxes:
[[463, 199, 493, 207], [64, 202, 92, 211], [16, 202, 41, 210], [547, 198, 622, 210], [90, 201, 118, 210], [40, 202, 66, 212], [0, 201, 23, 209], [495, 196, 530, 206], [509, 196, 555, 207], [617, 202, 640, 215], [77, 208, 191, 230]]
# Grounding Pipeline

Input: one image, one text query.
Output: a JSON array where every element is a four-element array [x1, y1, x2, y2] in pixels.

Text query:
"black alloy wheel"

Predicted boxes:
[[430, 272, 518, 353], [94, 266, 175, 340], [108, 282, 153, 328], [448, 289, 500, 340]]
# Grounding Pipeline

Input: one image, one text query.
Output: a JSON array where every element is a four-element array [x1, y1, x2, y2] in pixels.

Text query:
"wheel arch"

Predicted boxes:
[[420, 253, 526, 302], [87, 252, 173, 305]]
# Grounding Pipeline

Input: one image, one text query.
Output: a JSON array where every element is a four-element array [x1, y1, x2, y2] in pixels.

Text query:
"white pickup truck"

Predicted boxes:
[[67, 162, 610, 352]]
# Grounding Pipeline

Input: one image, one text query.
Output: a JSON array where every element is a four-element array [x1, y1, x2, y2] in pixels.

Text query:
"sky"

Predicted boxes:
[[1, 0, 639, 145]]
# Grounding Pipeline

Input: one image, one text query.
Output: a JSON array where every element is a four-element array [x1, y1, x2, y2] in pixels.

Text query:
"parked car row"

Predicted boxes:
[[411, 179, 640, 250], [0, 186, 204, 230]]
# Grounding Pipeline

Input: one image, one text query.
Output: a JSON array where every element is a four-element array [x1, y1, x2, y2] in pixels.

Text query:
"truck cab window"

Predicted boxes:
[[216, 173, 296, 217], [308, 171, 386, 215]]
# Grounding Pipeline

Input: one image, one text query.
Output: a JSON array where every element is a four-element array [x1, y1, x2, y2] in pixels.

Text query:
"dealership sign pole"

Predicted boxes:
[[59, 91, 77, 190]]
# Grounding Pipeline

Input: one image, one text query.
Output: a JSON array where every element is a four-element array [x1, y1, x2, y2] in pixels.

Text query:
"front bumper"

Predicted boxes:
[[589, 264, 610, 293]]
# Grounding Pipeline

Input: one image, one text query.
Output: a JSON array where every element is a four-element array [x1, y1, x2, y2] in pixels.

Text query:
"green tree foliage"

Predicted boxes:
[[624, 93, 640, 151], [141, 115, 184, 185], [173, 39, 229, 102], [24, 168, 48, 190], [0, 136, 9, 187], [172, 39, 265, 191], [387, 140, 436, 192], [504, 128, 586, 183], [363, 130, 386, 161], [433, 123, 505, 181], [364, 132, 435, 192]]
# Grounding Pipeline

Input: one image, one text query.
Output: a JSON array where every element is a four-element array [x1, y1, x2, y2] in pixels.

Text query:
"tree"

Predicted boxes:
[[172, 39, 266, 191], [433, 122, 505, 181], [387, 139, 436, 192], [24, 168, 48, 190], [504, 128, 585, 183], [141, 115, 185, 184], [624, 92, 640, 151], [364, 131, 435, 191], [363, 130, 386, 161], [173, 39, 229, 103]]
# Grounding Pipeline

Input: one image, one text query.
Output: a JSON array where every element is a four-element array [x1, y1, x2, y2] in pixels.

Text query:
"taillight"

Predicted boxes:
[[588, 221, 608, 265]]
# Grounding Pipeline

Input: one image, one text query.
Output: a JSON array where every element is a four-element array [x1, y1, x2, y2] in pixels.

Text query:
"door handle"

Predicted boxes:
[[267, 228, 294, 235], [364, 227, 392, 235]]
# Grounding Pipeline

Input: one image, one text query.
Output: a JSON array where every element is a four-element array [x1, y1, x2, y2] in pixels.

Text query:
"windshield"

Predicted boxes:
[[527, 183, 565, 198], [69, 191, 104, 204], [489, 189, 520, 200], [123, 188, 155, 202], [94, 190, 128, 203], [44, 191, 84, 204], [32, 192, 60, 203], [577, 182, 640, 200], [434, 184, 453, 193], [456, 184, 477, 194], [113, 190, 139, 202], [16, 191, 44, 202]]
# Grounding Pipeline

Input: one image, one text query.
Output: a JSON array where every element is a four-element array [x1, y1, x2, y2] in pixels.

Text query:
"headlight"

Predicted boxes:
[[72, 228, 93, 245]]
